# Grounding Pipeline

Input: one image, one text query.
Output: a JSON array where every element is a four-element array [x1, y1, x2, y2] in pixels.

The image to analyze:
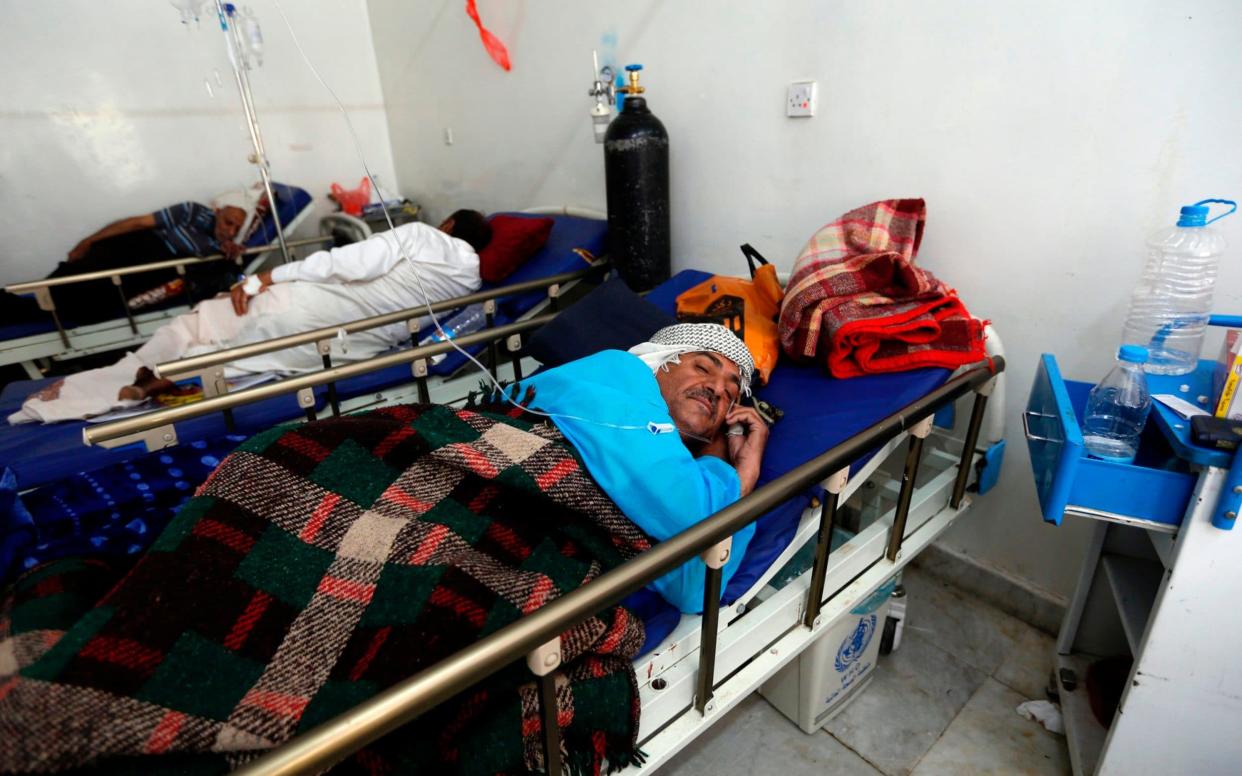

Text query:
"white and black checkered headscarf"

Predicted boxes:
[[628, 323, 755, 395]]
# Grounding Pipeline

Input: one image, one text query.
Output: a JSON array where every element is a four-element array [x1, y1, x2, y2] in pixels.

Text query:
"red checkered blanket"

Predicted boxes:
[[0, 402, 651, 775], [778, 199, 986, 378]]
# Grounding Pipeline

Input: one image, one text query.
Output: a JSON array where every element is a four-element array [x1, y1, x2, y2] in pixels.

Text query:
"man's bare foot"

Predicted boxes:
[[31, 379, 65, 402], [118, 367, 176, 401]]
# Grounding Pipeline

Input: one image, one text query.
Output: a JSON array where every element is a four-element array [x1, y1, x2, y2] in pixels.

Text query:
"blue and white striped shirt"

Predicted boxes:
[[153, 202, 220, 257]]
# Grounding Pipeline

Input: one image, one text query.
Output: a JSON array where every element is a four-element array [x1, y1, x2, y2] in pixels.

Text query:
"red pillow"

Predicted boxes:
[[478, 214, 554, 283]]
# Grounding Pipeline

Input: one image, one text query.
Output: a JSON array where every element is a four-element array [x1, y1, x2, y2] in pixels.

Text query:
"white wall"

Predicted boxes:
[[0, 0, 398, 286], [367, 0, 1242, 600]]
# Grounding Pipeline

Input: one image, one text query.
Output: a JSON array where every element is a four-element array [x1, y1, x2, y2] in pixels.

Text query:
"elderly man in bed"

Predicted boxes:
[[9, 210, 492, 425], [1, 191, 263, 327], [518, 323, 770, 613]]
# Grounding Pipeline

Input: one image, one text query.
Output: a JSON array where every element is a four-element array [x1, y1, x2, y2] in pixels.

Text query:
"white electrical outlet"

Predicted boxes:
[[787, 81, 816, 117]]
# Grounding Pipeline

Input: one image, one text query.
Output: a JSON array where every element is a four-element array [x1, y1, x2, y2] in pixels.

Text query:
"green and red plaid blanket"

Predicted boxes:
[[0, 402, 653, 775]]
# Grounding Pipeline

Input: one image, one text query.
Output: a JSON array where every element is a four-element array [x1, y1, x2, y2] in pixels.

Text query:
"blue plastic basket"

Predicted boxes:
[[1025, 354, 1197, 527]]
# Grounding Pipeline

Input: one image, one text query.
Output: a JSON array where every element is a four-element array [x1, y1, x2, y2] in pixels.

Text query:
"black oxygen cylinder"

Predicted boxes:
[[604, 64, 670, 292]]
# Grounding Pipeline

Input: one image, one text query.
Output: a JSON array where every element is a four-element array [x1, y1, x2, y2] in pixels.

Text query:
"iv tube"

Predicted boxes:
[[267, 0, 713, 444]]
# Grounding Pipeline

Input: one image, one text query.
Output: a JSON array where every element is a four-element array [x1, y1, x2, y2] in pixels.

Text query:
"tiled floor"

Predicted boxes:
[[662, 566, 1070, 775]]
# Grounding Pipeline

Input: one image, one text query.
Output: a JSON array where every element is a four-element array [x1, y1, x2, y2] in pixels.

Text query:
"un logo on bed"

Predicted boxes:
[[834, 614, 878, 672]]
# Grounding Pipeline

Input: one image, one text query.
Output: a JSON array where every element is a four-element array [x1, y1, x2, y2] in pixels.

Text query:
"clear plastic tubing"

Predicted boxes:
[[1121, 199, 1235, 375]]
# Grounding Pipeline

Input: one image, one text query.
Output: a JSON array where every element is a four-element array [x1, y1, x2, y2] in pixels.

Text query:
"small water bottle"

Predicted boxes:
[[1120, 198, 1235, 375], [1082, 345, 1153, 464], [418, 304, 487, 364], [240, 7, 264, 68]]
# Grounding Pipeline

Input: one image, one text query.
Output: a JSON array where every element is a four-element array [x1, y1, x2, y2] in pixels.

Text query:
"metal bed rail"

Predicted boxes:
[[227, 355, 1004, 776], [3, 237, 332, 348], [82, 313, 560, 450], [3, 237, 331, 294], [152, 261, 607, 418]]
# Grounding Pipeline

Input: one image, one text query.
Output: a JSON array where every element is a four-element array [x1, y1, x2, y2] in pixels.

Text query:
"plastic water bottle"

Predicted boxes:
[[1120, 199, 1235, 375], [418, 304, 487, 364], [1082, 346, 1153, 463]]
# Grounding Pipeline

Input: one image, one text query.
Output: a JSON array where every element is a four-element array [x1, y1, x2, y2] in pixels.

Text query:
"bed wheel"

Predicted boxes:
[[879, 616, 898, 655]]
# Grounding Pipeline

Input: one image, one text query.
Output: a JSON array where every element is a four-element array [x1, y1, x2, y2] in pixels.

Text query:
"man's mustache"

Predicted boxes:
[[686, 386, 718, 410]]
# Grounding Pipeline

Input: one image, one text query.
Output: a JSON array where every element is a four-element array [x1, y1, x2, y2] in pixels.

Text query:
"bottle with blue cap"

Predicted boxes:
[[1121, 198, 1236, 375], [1082, 345, 1153, 463]]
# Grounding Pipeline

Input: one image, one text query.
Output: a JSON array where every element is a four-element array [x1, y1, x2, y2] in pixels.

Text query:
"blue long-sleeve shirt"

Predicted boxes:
[[518, 350, 753, 613]]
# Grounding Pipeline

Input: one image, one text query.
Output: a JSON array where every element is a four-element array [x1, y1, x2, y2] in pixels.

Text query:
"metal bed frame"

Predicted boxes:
[[0, 207, 322, 378], [78, 283, 1008, 774], [81, 261, 605, 450]]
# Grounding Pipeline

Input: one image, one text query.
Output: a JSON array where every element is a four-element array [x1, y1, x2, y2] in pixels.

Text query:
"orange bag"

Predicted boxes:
[[675, 244, 785, 385]]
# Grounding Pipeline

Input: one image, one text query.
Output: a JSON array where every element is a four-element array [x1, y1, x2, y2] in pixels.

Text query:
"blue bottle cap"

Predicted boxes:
[[1178, 204, 1209, 227], [626, 64, 643, 72], [1119, 345, 1149, 363]]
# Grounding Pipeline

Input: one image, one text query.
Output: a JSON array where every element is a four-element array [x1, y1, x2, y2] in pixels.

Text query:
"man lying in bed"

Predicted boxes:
[[0, 190, 263, 327], [518, 322, 770, 613], [0, 324, 769, 774], [8, 210, 492, 425]]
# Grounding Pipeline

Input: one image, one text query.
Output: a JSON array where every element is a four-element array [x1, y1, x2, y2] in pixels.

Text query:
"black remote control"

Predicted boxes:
[[1190, 415, 1242, 451]]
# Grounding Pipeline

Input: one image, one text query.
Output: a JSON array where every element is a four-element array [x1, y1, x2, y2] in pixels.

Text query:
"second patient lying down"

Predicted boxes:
[[10, 210, 492, 425]]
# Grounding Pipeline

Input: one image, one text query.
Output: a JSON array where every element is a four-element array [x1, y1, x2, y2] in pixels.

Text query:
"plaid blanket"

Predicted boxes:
[[0, 402, 652, 775], [778, 199, 986, 378]]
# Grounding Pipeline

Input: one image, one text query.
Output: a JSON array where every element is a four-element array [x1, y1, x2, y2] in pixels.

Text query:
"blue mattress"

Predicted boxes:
[[1, 183, 314, 340], [0, 214, 608, 491], [626, 270, 951, 654]]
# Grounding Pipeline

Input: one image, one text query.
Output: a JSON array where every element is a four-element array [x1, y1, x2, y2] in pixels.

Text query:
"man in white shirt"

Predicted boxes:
[[9, 211, 491, 424]]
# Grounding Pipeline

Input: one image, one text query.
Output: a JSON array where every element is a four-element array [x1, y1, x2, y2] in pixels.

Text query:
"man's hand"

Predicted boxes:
[[229, 270, 273, 316], [725, 405, 770, 497], [67, 239, 93, 262], [220, 240, 245, 261]]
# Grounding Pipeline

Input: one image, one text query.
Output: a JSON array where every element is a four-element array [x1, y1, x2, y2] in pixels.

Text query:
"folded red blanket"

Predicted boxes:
[[778, 198, 986, 378]]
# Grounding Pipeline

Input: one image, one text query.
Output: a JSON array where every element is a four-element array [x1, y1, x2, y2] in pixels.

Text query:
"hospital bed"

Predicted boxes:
[[0, 183, 317, 379], [69, 265, 1008, 773], [0, 212, 608, 491]]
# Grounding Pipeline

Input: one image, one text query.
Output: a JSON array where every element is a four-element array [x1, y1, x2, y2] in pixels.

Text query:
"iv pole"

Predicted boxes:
[[213, 0, 292, 264]]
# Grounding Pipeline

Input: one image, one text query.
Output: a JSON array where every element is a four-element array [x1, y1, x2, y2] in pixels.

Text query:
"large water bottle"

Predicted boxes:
[[418, 304, 487, 365], [1082, 345, 1153, 463], [1120, 199, 1235, 375]]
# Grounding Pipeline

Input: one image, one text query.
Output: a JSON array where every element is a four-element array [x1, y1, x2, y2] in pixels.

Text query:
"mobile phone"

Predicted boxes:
[[1190, 415, 1242, 450]]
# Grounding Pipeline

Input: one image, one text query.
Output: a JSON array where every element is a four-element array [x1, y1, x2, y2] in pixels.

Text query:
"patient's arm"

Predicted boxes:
[[68, 214, 157, 261]]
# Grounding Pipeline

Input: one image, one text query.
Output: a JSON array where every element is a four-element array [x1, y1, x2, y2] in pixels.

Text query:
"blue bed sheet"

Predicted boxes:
[[0, 183, 313, 340], [625, 270, 951, 655], [1, 435, 246, 584], [0, 377, 315, 491]]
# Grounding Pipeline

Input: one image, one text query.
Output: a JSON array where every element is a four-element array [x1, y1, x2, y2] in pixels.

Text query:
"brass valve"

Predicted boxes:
[[618, 64, 646, 95]]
